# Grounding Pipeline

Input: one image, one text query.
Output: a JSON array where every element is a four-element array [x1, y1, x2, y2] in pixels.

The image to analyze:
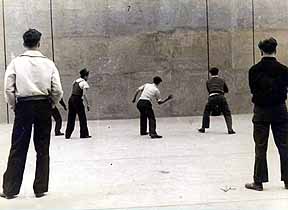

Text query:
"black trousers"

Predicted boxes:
[[2, 99, 52, 196], [65, 95, 89, 138], [136, 100, 157, 135], [201, 95, 233, 131], [52, 107, 62, 134], [252, 104, 288, 183]]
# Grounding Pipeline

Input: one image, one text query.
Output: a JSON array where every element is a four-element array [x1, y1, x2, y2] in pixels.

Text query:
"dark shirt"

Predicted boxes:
[[249, 57, 288, 107], [206, 77, 229, 95], [72, 81, 83, 96]]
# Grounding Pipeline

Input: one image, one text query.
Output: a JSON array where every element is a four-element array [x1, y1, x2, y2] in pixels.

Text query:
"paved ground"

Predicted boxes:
[[0, 114, 288, 210]]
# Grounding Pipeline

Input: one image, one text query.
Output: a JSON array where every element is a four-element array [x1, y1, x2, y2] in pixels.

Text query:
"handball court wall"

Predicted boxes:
[[0, 0, 288, 123]]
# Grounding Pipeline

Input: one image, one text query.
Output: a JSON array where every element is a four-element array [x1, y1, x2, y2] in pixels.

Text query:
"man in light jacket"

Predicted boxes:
[[1, 29, 63, 199]]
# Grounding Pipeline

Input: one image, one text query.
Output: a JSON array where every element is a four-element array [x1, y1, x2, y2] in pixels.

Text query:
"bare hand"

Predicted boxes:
[[132, 99, 136, 103], [87, 105, 90, 112], [168, 94, 173, 100]]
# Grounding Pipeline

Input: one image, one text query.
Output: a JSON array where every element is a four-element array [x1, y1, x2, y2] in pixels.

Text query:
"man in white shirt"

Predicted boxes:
[[1, 29, 63, 199], [132, 76, 173, 138], [65, 68, 91, 139]]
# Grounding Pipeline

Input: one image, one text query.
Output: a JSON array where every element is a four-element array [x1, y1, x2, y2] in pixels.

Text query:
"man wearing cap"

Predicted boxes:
[[198, 67, 235, 134], [65, 68, 91, 139], [245, 37, 288, 191], [1, 29, 63, 199], [132, 76, 173, 139]]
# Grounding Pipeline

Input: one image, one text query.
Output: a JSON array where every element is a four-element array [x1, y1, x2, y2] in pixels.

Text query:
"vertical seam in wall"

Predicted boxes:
[[252, 0, 255, 64], [2, 0, 9, 124], [49, 0, 55, 62], [205, 0, 210, 79]]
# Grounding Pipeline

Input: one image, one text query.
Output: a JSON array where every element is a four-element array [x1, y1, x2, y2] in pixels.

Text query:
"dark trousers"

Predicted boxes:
[[201, 95, 233, 131], [137, 100, 157, 135], [65, 95, 89, 138], [252, 104, 288, 183], [52, 107, 62, 134], [2, 100, 52, 196]]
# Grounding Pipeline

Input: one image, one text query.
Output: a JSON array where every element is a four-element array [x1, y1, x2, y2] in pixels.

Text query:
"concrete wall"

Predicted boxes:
[[0, 0, 286, 122], [208, 0, 254, 113]]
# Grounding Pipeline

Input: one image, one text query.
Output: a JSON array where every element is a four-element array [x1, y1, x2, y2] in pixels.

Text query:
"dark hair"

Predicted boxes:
[[23, 29, 42, 48], [258, 37, 277, 54], [153, 76, 162, 85], [209, 67, 219, 76], [80, 68, 89, 78]]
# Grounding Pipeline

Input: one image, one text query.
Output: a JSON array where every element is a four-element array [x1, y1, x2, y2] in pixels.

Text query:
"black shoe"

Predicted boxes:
[[150, 134, 162, 139], [228, 130, 236, 134], [198, 128, 205, 133], [0, 192, 16, 199], [80, 135, 92, 139], [284, 182, 288, 189], [141, 132, 148, 136], [245, 182, 263, 191], [65, 136, 70, 139], [55, 132, 64, 136], [35, 192, 46, 198]]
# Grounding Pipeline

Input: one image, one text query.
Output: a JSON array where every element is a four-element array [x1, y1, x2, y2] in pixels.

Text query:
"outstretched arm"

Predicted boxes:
[[158, 95, 173, 105]]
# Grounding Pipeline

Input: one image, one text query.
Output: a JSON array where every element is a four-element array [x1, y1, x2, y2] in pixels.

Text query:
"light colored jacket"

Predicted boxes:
[[4, 50, 63, 109]]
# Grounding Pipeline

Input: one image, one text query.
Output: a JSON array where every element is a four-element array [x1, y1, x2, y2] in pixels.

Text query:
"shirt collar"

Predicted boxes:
[[211, 75, 219, 78], [261, 56, 277, 61], [20, 50, 46, 58]]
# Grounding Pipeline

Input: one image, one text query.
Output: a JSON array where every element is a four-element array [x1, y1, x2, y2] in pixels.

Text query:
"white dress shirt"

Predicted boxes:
[[4, 50, 63, 108], [138, 83, 161, 102]]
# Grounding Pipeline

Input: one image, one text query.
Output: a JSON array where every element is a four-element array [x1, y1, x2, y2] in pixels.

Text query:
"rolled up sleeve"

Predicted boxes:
[[138, 85, 145, 91], [4, 61, 16, 109], [50, 64, 63, 105], [79, 80, 90, 89]]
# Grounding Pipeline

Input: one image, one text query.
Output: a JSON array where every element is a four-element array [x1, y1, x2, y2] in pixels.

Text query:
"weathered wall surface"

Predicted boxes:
[[0, 0, 286, 122], [208, 0, 254, 113], [52, 0, 208, 120], [254, 0, 288, 65]]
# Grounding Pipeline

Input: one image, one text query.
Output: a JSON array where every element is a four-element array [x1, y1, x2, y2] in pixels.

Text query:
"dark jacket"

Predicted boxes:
[[206, 77, 229, 95], [249, 57, 288, 107]]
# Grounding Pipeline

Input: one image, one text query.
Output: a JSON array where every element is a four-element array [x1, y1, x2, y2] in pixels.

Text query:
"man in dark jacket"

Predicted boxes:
[[198, 67, 235, 134], [245, 37, 288, 191]]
